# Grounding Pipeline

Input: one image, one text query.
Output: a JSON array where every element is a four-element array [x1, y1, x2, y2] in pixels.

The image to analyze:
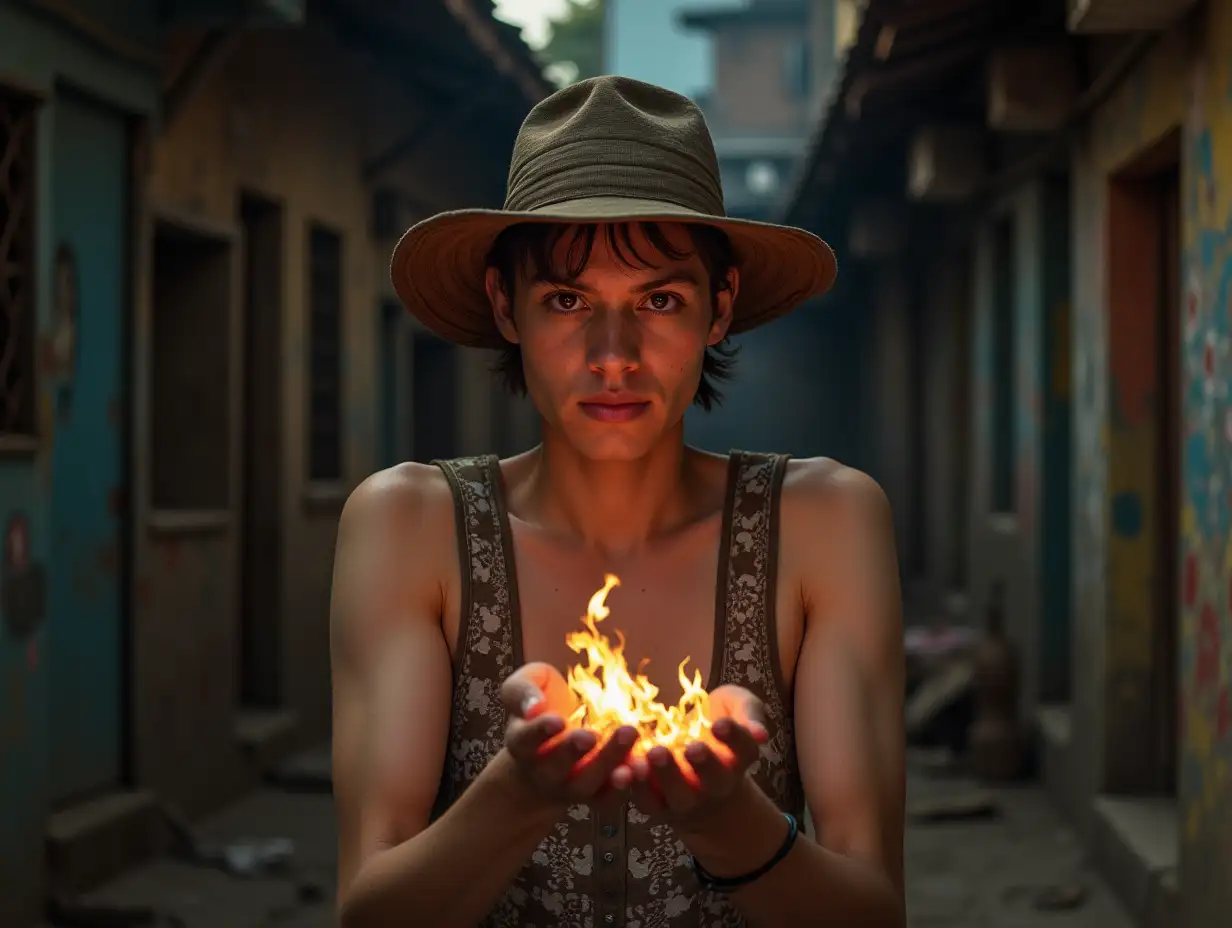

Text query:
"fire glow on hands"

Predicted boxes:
[[564, 574, 725, 779]]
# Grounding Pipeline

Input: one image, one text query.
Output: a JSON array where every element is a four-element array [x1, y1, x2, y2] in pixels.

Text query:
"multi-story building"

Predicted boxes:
[[679, 0, 822, 220]]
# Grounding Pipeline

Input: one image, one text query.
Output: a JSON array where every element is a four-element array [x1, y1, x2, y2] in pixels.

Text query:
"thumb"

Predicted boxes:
[[710, 684, 768, 737], [500, 662, 572, 720]]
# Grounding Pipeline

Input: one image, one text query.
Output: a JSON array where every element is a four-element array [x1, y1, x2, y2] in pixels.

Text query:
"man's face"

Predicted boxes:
[[487, 223, 737, 461]]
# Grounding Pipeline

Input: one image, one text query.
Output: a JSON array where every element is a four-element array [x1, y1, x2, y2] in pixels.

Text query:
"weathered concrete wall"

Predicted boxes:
[[1070, 7, 1231, 923], [142, 22, 510, 814], [1039, 180, 1074, 705], [866, 267, 916, 576], [969, 184, 1043, 712], [920, 246, 971, 606], [0, 3, 160, 923], [965, 179, 1073, 711]]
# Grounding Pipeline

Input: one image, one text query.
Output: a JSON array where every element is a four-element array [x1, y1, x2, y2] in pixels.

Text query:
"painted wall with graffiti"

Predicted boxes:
[[1177, 6, 1232, 914], [1072, 7, 1232, 923]]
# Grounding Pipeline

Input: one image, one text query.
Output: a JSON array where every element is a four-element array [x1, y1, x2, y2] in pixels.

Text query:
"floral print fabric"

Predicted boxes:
[[433, 453, 802, 927]]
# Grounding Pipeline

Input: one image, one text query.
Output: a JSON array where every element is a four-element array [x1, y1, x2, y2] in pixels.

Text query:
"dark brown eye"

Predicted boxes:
[[548, 292, 581, 312], [646, 292, 679, 312]]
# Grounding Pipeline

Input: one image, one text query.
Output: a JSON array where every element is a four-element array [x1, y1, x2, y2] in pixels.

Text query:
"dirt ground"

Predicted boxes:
[[62, 748, 1135, 928]]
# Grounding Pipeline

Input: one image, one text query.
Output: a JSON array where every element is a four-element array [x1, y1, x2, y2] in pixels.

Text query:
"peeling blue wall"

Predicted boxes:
[[0, 5, 158, 923]]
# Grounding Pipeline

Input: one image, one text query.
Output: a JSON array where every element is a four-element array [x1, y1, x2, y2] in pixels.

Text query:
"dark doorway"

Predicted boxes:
[[1107, 129, 1181, 795], [411, 331, 458, 463], [239, 193, 284, 709]]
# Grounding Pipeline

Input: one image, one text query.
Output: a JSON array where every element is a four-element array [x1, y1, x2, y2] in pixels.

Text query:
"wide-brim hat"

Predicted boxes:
[[391, 75, 837, 348]]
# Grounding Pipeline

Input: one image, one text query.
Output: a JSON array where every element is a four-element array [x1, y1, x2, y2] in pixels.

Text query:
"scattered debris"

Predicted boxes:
[[905, 659, 976, 755], [201, 836, 296, 878], [1032, 881, 1089, 911], [908, 790, 1000, 824], [908, 746, 965, 778], [1001, 880, 1090, 912], [905, 624, 979, 662], [269, 747, 333, 794], [159, 798, 296, 878]]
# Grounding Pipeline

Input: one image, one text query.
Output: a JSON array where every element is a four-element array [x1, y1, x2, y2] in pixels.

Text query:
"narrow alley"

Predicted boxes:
[[59, 750, 1135, 928], [2, 0, 1230, 925]]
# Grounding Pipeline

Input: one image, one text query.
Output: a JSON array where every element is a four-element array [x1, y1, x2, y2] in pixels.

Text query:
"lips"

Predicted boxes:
[[579, 394, 651, 423]]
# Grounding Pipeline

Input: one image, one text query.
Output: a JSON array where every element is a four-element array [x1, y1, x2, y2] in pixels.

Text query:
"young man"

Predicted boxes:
[[331, 76, 906, 927]]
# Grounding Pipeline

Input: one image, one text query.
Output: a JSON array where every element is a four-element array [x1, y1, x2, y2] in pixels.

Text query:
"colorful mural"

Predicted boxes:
[[1072, 7, 1232, 923], [1180, 36, 1232, 831]]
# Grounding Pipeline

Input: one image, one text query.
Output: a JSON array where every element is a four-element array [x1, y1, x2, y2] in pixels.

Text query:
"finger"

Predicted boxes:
[[500, 662, 576, 720], [505, 713, 568, 761], [568, 726, 637, 795], [684, 740, 735, 795], [647, 746, 698, 812], [712, 718, 762, 769], [609, 763, 635, 792], [536, 727, 599, 783], [627, 758, 665, 813]]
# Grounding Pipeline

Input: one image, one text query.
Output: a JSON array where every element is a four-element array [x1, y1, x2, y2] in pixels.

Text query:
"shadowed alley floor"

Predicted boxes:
[[60, 749, 1136, 928]]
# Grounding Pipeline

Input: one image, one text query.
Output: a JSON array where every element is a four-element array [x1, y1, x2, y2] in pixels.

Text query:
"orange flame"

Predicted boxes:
[[565, 574, 715, 766]]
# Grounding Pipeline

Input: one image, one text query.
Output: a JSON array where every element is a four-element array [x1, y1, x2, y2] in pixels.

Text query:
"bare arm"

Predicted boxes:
[[677, 463, 906, 926], [331, 465, 560, 928]]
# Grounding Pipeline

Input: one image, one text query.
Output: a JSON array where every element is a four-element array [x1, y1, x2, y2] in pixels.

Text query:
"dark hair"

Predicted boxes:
[[484, 221, 739, 411]]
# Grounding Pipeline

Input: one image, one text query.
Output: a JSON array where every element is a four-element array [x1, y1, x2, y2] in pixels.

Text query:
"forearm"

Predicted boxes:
[[679, 780, 904, 928], [340, 750, 558, 928]]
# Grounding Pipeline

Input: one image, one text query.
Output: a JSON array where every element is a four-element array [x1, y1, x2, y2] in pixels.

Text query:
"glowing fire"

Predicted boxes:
[[565, 574, 716, 767]]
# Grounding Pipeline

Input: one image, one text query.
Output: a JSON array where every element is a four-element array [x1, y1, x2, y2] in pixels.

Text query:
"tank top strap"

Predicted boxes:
[[714, 450, 792, 714], [433, 455, 522, 813], [436, 454, 524, 672]]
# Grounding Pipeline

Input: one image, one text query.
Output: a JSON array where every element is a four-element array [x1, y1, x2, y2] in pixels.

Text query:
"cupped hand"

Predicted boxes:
[[623, 684, 769, 828], [499, 661, 637, 805]]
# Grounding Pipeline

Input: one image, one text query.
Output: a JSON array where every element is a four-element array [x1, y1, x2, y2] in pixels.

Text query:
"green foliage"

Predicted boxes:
[[542, 0, 605, 83]]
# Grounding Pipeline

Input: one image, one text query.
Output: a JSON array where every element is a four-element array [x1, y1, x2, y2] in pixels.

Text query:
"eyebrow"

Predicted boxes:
[[531, 270, 704, 293]]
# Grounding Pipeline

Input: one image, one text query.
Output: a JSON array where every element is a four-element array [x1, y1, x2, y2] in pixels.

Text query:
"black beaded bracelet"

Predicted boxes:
[[691, 812, 800, 893]]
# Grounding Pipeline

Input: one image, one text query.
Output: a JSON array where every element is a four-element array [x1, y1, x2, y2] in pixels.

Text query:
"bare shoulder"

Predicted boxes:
[[779, 457, 900, 642], [332, 462, 459, 664], [780, 456, 893, 537], [339, 461, 457, 538]]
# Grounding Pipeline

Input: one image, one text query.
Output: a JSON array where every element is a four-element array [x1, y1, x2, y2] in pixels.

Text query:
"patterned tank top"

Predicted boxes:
[[432, 451, 804, 928]]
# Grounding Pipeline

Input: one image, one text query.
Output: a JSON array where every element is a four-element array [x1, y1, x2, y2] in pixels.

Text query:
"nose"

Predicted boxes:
[[585, 305, 641, 379]]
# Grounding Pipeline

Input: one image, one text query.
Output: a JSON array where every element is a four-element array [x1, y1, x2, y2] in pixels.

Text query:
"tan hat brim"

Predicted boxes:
[[390, 196, 837, 349]]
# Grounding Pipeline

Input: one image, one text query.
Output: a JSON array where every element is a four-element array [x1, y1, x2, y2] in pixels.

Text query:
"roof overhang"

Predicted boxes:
[[1067, 0, 1199, 33], [778, 0, 1064, 229]]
